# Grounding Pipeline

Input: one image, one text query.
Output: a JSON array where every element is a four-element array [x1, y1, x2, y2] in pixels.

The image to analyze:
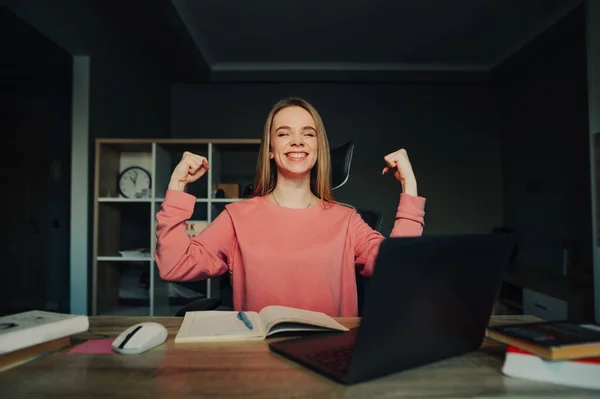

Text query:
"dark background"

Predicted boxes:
[[0, 0, 595, 318]]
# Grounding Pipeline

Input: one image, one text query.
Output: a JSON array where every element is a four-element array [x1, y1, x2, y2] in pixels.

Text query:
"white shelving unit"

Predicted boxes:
[[92, 138, 260, 316]]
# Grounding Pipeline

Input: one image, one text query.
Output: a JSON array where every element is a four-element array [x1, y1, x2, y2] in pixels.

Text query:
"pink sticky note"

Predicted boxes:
[[68, 339, 116, 354]]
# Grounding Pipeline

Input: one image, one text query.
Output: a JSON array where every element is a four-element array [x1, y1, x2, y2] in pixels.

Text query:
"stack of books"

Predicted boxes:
[[486, 320, 600, 390], [0, 310, 89, 371]]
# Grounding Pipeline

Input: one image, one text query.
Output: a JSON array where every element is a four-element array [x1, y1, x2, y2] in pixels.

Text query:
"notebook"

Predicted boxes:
[[486, 321, 600, 360], [501, 345, 600, 390], [174, 305, 349, 342], [0, 310, 89, 355]]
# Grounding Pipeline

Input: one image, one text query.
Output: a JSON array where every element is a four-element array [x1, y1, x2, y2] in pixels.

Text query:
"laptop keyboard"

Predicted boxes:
[[305, 344, 354, 374]]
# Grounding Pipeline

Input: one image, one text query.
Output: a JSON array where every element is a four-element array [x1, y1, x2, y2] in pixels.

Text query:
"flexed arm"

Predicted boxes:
[[354, 148, 426, 276], [155, 151, 234, 281], [155, 191, 235, 281]]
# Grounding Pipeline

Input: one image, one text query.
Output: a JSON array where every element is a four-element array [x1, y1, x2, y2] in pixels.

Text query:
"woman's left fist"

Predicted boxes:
[[382, 149, 418, 196]]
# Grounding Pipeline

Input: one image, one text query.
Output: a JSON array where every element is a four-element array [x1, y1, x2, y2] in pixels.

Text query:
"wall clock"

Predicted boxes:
[[118, 166, 152, 198]]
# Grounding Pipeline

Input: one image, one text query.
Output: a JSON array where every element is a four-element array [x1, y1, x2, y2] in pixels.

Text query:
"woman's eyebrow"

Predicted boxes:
[[275, 126, 316, 132]]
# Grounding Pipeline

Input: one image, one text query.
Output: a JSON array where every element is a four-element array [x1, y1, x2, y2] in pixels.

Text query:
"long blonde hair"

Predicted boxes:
[[252, 97, 336, 205]]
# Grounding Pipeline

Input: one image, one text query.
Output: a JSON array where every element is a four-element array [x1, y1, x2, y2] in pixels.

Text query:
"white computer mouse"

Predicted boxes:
[[112, 322, 168, 355]]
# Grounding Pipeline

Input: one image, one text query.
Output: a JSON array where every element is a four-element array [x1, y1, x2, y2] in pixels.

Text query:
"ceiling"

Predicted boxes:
[[4, 0, 585, 83], [0, 6, 72, 91], [163, 0, 584, 81]]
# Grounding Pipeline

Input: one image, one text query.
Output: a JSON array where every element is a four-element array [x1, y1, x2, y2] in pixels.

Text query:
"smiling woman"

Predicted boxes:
[[155, 97, 427, 317], [253, 97, 333, 209]]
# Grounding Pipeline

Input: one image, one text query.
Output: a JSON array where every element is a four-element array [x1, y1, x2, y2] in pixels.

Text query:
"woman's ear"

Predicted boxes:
[[269, 152, 274, 159]]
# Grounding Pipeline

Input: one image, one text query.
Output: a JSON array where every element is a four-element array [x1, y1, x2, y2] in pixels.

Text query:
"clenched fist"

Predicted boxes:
[[168, 151, 210, 192], [382, 148, 418, 196]]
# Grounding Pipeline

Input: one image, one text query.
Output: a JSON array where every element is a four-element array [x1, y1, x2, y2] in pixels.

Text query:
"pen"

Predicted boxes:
[[237, 311, 253, 330]]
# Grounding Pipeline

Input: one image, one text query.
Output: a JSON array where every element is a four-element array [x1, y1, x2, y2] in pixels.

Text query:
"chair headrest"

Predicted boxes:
[[331, 141, 355, 190]]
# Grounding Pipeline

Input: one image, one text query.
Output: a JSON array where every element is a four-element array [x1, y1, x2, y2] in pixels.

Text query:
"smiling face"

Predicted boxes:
[[252, 97, 335, 201], [270, 106, 318, 177]]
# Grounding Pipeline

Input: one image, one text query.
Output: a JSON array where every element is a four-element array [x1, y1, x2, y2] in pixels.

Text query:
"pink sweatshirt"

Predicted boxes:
[[155, 190, 426, 317]]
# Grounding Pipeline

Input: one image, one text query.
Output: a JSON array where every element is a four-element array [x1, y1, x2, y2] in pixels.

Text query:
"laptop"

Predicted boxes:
[[268, 233, 515, 384]]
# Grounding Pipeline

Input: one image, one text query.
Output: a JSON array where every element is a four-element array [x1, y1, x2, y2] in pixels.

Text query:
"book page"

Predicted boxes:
[[258, 306, 349, 337], [174, 311, 265, 342]]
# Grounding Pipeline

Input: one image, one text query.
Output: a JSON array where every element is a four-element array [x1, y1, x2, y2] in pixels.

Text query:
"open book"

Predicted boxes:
[[174, 305, 349, 342]]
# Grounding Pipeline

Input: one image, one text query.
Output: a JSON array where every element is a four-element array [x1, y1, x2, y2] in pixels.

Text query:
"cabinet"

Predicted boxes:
[[523, 288, 568, 321], [92, 138, 261, 316], [498, 269, 594, 321]]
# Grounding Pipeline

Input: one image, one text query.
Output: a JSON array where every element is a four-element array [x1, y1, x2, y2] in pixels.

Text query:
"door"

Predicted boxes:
[[0, 8, 72, 316], [0, 98, 50, 313]]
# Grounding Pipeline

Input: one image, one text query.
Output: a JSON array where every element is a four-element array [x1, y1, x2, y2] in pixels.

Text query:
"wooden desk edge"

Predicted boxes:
[[75, 314, 540, 343]]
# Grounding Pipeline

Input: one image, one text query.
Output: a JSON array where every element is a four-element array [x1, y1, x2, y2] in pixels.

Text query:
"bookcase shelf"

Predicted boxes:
[[97, 256, 152, 262], [98, 198, 152, 203], [92, 138, 260, 316]]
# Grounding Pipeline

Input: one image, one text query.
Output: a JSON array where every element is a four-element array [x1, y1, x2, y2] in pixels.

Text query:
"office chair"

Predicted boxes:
[[355, 206, 382, 232], [331, 141, 354, 189], [353, 206, 382, 316], [174, 140, 380, 316]]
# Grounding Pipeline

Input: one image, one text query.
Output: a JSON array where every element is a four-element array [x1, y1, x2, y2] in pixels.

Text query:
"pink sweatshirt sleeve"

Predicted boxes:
[[353, 193, 426, 277], [154, 190, 234, 281]]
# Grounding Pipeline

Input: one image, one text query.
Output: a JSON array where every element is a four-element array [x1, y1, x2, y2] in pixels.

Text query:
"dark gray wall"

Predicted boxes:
[[172, 83, 503, 235], [1, 6, 73, 315], [495, 11, 591, 273], [3, 0, 172, 140], [586, 0, 600, 325], [3, 0, 172, 314]]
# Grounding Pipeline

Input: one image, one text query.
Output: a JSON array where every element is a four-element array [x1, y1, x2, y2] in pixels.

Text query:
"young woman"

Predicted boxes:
[[155, 97, 426, 317]]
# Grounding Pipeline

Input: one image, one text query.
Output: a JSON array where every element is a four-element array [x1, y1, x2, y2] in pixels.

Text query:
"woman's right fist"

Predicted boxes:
[[168, 151, 210, 191]]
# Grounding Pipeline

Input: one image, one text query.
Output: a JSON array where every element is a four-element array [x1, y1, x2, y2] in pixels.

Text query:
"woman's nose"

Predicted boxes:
[[290, 133, 304, 146]]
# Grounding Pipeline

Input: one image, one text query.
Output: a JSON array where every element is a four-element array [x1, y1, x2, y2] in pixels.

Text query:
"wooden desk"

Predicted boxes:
[[0, 315, 597, 398]]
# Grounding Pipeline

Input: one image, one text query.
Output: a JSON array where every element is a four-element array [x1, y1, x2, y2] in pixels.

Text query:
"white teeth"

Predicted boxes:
[[287, 153, 307, 159]]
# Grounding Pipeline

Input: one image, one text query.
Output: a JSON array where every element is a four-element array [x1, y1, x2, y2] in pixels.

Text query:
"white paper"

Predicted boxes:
[[175, 311, 264, 342]]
